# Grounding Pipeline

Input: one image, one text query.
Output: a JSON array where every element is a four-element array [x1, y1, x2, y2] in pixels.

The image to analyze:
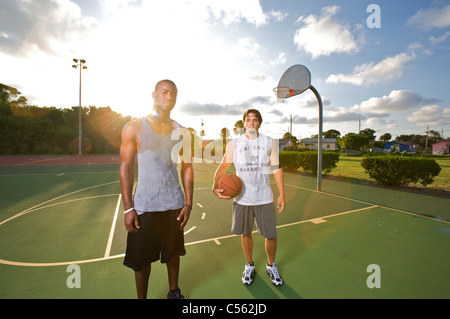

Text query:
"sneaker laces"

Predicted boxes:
[[268, 263, 282, 282], [243, 263, 254, 279]]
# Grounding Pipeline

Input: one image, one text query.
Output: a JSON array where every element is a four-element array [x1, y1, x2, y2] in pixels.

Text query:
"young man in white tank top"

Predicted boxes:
[[213, 109, 286, 286]]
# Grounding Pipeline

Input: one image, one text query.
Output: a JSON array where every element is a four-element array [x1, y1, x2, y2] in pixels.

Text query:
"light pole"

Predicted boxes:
[[72, 59, 87, 156]]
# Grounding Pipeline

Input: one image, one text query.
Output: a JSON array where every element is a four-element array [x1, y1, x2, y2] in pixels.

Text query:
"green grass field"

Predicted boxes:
[[0, 161, 449, 299], [327, 155, 450, 192]]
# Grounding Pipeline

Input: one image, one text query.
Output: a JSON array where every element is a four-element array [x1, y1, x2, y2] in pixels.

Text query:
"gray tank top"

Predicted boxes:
[[133, 117, 185, 214]]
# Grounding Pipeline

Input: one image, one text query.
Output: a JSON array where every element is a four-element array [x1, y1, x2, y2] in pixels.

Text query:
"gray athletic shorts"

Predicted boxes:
[[232, 202, 277, 239]]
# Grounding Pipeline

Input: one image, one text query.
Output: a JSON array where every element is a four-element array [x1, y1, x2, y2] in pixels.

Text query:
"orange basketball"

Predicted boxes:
[[218, 173, 243, 198]]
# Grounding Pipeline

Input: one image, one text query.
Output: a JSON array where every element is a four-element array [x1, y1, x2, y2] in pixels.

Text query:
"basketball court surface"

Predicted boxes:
[[0, 155, 449, 299]]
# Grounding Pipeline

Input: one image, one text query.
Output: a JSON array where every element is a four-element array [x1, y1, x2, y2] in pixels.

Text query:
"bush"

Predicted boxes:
[[279, 151, 301, 170], [280, 151, 340, 174], [361, 156, 441, 186]]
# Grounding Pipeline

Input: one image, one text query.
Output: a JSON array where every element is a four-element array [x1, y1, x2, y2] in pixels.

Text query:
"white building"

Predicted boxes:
[[301, 138, 337, 150]]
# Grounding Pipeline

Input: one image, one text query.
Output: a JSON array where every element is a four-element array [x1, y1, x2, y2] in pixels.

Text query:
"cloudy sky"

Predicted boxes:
[[1, 0, 450, 140]]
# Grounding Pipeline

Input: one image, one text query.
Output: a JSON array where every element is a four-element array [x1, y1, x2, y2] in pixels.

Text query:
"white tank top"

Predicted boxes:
[[133, 117, 185, 214], [233, 133, 273, 206]]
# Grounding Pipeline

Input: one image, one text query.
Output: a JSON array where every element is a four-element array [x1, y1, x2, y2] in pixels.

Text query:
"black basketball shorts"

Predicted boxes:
[[123, 208, 186, 271]]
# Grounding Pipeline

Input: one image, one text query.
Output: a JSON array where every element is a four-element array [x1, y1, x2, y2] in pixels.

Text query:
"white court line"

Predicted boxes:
[[201, 213, 206, 220], [276, 205, 378, 229], [0, 204, 373, 267], [284, 182, 450, 224], [0, 194, 119, 227], [0, 181, 119, 227], [2, 182, 447, 267], [104, 194, 122, 258], [13, 156, 74, 166], [184, 226, 197, 235], [0, 255, 124, 267], [197, 203, 203, 208], [185, 205, 379, 247], [310, 218, 327, 224], [283, 182, 372, 206]]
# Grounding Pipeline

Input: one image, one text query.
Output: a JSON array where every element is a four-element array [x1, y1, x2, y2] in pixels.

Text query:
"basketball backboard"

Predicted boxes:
[[273, 64, 324, 192], [274, 65, 311, 101]]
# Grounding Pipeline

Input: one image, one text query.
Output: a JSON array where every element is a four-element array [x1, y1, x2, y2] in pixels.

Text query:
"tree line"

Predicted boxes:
[[1, 83, 133, 155], [1, 83, 447, 155]]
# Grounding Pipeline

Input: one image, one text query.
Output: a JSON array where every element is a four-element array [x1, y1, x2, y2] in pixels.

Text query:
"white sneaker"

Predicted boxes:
[[242, 262, 255, 285], [266, 263, 283, 286]]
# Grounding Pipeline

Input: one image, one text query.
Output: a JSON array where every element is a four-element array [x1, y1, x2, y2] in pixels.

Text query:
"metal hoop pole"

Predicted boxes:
[[309, 85, 323, 191]]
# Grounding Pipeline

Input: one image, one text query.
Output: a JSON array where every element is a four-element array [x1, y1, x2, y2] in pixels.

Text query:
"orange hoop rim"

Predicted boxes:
[[273, 86, 294, 103]]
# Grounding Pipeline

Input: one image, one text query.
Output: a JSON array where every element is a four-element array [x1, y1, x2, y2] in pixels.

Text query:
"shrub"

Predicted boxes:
[[361, 156, 441, 186], [280, 151, 340, 174], [279, 151, 301, 170]]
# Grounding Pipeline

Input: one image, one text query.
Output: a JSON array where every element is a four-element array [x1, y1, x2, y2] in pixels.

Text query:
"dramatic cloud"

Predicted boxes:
[[272, 103, 366, 126], [270, 52, 286, 66], [293, 5, 359, 59], [326, 52, 416, 85], [274, 115, 316, 125], [0, 0, 98, 56], [248, 73, 266, 81], [294, 92, 332, 109], [407, 5, 450, 30], [206, 0, 285, 26], [179, 96, 273, 116], [429, 31, 450, 44], [97, 0, 141, 15], [1, 0, 283, 115], [357, 90, 439, 115], [325, 111, 366, 123], [407, 105, 450, 126]]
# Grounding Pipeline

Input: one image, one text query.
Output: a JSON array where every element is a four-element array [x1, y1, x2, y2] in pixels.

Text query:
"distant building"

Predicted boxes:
[[432, 141, 450, 155], [301, 138, 337, 150], [278, 138, 291, 151], [384, 141, 418, 153]]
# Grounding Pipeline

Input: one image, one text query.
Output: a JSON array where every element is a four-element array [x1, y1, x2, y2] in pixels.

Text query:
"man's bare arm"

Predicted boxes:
[[178, 160, 194, 230], [270, 139, 285, 214], [119, 121, 140, 233]]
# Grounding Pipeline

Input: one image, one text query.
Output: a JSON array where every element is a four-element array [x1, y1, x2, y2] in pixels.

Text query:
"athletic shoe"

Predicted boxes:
[[242, 262, 255, 285], [266, 263, 283, 286], [167, 287, 184, 299]]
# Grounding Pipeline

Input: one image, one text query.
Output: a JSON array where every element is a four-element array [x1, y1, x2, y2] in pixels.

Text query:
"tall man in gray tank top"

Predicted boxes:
[[120, 80, 194, 299], [212, 109, 286, 286]]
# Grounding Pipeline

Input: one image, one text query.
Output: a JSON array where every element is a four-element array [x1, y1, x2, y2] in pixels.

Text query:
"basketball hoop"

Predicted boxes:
[[273, 86, 294, 103]]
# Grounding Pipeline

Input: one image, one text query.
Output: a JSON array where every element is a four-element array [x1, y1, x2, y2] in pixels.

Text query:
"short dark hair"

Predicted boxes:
[[155, 79, 177, 91], [243, 108, 263, 124]]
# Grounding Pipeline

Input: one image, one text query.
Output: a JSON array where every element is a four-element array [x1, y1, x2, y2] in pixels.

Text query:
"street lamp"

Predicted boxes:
[[72, 58, 87, 156]]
